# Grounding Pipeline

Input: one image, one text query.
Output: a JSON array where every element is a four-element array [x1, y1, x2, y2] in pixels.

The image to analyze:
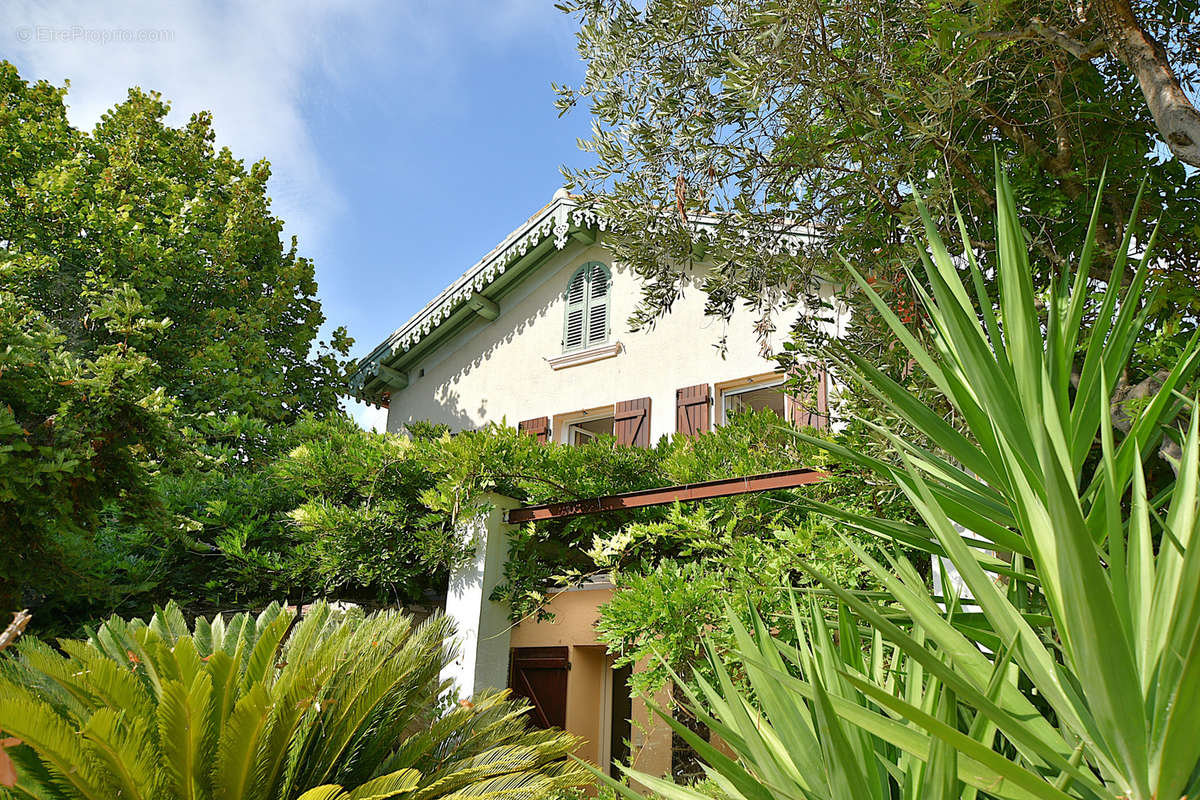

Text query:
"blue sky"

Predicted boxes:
[[2, 0, 594, 428]]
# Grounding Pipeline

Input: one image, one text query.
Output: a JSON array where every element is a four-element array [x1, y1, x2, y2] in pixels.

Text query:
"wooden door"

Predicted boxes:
[[509, 647, 569, 729]]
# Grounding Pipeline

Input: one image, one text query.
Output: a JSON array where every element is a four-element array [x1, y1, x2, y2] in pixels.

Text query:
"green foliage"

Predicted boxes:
[[600, 597, 1048, 800], [0, 61, 351, 616], [585, 412, 910, 695], [81, 415, 466, 627], [807, 168, 1200, 799], [64, 408, 910, 686], [440, 410, 904, 629], [0, 286, 178, 612], [592, 513, 874, 697], [279, 417, 470, 599], [0, 601, 587, 800], [557, 0, 1199, 388], [595, 559, 722, 694], [78, 415, 315, 625], [0, 62, 351, 423], [604, 169, 1200, 799]]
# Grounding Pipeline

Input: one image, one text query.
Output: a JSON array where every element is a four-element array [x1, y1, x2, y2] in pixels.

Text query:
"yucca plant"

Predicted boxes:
[[600, 166, 1200, 800], [803, 166, 1200, 800], [615, 588, 1047, 800], [0, 602, 586, 800]]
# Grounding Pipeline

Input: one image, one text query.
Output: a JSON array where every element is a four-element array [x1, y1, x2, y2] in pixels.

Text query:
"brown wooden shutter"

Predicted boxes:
[[518, 416, 550, 444], [675, 384, 711, 437], [786, 366, 829, 430], [509, 647, 569, 729], [814, 366, 829, 430], [614, 397, 651, 447]]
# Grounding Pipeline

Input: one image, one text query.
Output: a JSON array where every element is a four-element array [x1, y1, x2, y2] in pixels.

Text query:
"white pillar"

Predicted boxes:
[[441, 493, 519, 699]]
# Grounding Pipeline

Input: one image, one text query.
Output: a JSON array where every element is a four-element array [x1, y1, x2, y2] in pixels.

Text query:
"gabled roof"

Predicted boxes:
[[349, 189, 602, 403], [349, 189, 817, 405]]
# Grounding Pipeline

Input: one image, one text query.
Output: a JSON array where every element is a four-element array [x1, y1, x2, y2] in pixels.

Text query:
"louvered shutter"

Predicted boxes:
[[675, 384, 711, 437], [563, 269, 587, 351], [614, 397, 651, 447], [585, 263, 610, 347], [518, 416, 550, 444]]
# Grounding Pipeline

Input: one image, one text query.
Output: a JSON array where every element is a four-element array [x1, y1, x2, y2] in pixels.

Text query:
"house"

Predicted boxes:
[[349, 188, 840, 439], [348, 189, 841, 779]]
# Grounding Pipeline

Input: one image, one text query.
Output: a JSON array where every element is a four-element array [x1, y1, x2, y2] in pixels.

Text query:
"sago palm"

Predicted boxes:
[[0, 602, 586, 800], [604, 166, 1199, 800]]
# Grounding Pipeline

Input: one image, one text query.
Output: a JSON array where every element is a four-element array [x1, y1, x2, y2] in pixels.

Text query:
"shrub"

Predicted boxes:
[[601, 169, 1200, 800], [71, 408, 908, 648], [0, 602, 586, 800]]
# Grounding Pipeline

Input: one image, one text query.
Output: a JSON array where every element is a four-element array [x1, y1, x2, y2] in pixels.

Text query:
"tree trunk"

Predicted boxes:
[[1098, 0, 1200, 167]]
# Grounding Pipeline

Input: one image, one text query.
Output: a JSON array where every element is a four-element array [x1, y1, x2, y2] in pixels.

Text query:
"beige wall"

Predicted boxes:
[[565, 646, 608, 767], [509, 585, 612, 648], [386, 237, 836, 438], [510, 584, 672, 781]]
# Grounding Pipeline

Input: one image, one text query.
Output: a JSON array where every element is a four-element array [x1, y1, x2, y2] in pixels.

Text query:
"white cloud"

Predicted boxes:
[[2, 0, 375, 248], [3, 0, 574, 431], [1, 0, 567, 250]]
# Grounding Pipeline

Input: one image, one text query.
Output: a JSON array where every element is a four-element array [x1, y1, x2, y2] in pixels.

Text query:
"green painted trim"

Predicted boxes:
[[569, 227, 597, 245], [361, 235, 562, 397], [478, 235, 559, 300], [467, 293, 500, 320], [376, 364, 409, 389]]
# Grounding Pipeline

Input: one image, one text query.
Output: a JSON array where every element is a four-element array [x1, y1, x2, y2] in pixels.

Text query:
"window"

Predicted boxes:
[[553, 397, 651, 447], [567, 414, 614, 445], [559, 405, 616, 444], [719, 376, 787, 424], [715, 369, 829, 429], [563, 262, 610, 352]]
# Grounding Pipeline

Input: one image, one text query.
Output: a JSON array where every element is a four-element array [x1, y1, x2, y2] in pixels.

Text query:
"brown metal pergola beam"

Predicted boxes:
[[504, 467, 828, 524]]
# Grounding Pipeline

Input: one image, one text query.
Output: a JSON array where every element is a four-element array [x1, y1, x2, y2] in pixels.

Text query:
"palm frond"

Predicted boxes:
[[3, 604, 584, 800]]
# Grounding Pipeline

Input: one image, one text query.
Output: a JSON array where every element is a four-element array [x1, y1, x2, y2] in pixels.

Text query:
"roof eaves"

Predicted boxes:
[[349, 191, 616, 400], [348, 195, 824, 403]]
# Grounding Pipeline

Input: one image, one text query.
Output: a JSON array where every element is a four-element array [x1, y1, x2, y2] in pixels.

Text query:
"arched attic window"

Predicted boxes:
[[562, 262, 610, 352]]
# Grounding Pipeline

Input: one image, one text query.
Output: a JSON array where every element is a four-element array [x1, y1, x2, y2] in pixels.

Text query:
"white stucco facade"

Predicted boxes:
[[381, 235, 833, 440]]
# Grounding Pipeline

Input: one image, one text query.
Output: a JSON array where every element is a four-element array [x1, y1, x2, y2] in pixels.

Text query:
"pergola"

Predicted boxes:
[[505, 467, 829, 523]]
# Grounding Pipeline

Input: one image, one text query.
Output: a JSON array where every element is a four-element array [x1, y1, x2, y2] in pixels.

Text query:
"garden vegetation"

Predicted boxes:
[[2, 2, 1199, 792], [0, 602, 585, 800], [599, 170, 1200, 800]]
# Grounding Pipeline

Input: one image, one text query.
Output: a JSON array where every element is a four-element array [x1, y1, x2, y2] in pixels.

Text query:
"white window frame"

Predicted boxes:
[[569, 425, 598, 446], [718, 375, 786, 425], [555, 404, 616, 444]]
